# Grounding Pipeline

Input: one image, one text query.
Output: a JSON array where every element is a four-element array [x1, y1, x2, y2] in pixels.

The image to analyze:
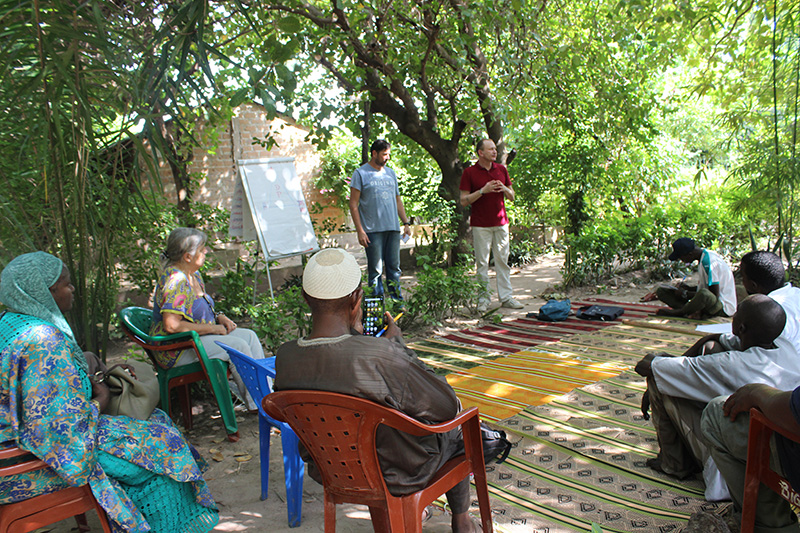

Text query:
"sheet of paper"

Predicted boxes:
[[695, 323, 732, 334]]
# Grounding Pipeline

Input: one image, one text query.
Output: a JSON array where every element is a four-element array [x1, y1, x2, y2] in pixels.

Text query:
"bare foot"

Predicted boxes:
[[421, 506, 433, 523], [452, 512, 481, 532]]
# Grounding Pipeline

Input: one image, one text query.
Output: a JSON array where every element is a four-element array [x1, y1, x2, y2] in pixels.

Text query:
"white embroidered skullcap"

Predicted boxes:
[[303, 248, 361, 299]]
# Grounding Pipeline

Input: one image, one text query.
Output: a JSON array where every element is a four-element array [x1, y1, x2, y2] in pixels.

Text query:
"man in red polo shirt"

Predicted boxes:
[[459, 139, 523, 312]]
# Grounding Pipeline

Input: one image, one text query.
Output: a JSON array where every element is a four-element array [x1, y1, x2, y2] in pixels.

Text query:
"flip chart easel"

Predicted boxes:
[[230, 157, 319, 300]]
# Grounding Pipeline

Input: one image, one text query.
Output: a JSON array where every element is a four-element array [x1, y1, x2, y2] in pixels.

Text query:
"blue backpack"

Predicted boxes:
[[536, 299, 571, 321]]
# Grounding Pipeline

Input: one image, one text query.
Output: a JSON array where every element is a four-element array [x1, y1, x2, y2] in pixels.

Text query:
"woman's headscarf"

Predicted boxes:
[[0, 252, 87, 371]]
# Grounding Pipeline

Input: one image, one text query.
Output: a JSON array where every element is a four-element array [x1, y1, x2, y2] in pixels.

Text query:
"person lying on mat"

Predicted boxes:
[[150, 227, 267, 411], [635, 295, 800, 481], [274, 248, 483, 533], [0, 252, 218, 532], [701, 383, 800, 533], [681, 251, 800, 359], [646, 237, 736, 319]]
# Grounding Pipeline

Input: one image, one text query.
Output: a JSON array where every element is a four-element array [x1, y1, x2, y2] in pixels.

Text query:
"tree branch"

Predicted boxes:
[[447, 0, 504, 154], [314, 54, 357, 92], [418, 9, 440, 127], [263, 2, 335, 26]]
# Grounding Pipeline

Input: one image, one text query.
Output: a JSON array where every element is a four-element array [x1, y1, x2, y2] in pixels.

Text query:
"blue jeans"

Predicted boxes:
[[365, 230, 402, 299]]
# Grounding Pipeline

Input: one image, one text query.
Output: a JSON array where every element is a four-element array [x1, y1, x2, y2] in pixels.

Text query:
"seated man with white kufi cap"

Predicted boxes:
[[274, 248, 479, 532]]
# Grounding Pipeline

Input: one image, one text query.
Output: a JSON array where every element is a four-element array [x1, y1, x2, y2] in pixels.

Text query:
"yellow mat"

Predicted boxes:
[[446, 348, 627, 421]]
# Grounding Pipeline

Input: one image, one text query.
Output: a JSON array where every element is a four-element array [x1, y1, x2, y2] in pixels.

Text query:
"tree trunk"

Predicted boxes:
[[361, 100, 371, 165], [154, 115, 193, 212], [435, 155, 471, 262]]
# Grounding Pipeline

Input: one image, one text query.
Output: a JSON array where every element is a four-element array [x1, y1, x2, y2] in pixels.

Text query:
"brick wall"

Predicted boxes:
[[154, 102, 346, 230]]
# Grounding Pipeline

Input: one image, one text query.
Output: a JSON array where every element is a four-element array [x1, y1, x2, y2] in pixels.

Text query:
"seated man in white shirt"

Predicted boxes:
[[685, 250, 799, 358], [635, 294, 800, 480]]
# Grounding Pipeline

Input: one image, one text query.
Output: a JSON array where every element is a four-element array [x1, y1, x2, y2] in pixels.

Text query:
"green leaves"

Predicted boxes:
[[404, 257, 484, 327], [277, 15, 303, 33], [230, 86, 251, 107], [0, 0, 233, 356]]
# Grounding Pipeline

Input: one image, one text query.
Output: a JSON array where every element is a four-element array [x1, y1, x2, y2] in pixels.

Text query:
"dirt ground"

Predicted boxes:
[[46, 253, 658, 533]]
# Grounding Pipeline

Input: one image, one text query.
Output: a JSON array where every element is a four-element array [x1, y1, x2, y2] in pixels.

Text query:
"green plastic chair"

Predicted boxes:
[[118, 306, 239, 441]]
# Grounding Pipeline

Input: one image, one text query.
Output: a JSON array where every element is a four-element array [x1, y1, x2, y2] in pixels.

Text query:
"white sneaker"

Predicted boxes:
[[501, 298, 524, 309], [477, 302, 489, 314]]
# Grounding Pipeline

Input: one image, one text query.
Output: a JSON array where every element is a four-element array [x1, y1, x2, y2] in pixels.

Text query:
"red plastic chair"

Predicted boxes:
[[262, 390, 493, 533], [0, 444, 112, 533], [741, 408, 800, 533]]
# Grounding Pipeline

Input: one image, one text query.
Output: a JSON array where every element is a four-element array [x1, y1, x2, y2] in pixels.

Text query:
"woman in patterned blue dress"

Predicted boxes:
[[0, 251, 219, 532]]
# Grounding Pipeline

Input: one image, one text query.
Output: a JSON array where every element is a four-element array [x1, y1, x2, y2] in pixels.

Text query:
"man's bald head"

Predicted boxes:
[[734, 293, 786, 347]]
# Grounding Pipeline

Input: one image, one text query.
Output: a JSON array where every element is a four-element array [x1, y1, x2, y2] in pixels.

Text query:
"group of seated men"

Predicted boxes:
[[640, 241, 800, 532]]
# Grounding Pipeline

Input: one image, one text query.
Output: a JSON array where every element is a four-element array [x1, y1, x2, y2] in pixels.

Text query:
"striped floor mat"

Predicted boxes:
[[433, 322, 705, 421], [438, 300, 664, 354], [481, 373, 728, 533], [434, 311, 734, 532], [445, 349, 627, 421]]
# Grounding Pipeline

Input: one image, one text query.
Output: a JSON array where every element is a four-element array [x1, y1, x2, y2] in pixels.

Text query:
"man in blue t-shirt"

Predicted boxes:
[[349, 139, 412, 299], [702, 383, 800, 532]]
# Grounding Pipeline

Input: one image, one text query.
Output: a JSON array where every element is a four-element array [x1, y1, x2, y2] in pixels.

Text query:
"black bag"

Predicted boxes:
[[480, 422, 512, 464], [576, 304, 624, 321]]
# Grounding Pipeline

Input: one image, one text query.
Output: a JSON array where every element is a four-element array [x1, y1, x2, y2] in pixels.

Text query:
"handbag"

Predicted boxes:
[[576, 304, 625, 321], [99, 360, 160, 420], [480, 422, 512, 464]]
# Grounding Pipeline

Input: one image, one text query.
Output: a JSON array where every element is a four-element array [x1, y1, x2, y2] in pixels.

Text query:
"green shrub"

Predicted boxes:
[[216, 258, 256, 317], [563, 193, 757, 286], [410, 198, 463, 265], [509, 238, 544, 267], [247, 284, 312, 355], [403, 255, 483, 327]]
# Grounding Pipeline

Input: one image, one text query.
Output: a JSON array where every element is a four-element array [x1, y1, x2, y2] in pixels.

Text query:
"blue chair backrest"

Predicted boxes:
[[214, 342, 281, 424]]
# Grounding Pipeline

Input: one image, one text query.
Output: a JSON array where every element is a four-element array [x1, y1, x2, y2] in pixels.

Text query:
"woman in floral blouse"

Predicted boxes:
[[150, 227, 266, 412]]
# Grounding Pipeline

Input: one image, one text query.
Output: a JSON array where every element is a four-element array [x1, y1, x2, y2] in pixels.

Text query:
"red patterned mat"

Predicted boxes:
[[440, 299, 664, 354]]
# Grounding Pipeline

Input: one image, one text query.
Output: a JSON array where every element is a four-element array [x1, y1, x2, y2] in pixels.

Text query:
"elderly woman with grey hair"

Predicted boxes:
[[150, 227, 265, 411]]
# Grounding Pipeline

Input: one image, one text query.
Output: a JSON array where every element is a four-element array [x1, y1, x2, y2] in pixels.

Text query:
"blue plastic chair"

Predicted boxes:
[[215, 342, 304, 528]]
